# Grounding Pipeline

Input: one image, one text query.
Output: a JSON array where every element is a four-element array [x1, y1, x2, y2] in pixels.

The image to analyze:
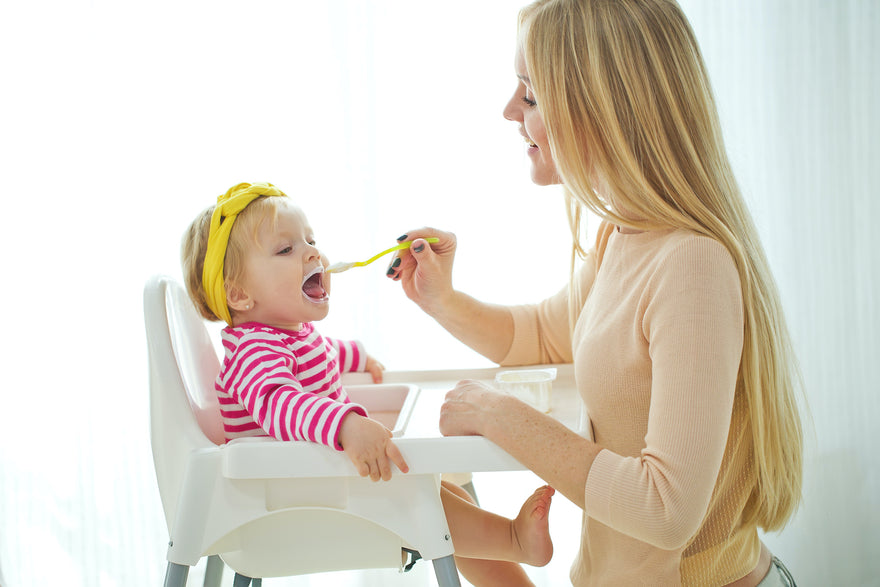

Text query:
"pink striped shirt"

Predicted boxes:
[[216, 321, 368, 450]]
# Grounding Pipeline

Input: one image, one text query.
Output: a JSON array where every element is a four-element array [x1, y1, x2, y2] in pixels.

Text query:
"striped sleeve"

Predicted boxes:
[[219, 334, 366, 450], [324, 337, 367, 373]]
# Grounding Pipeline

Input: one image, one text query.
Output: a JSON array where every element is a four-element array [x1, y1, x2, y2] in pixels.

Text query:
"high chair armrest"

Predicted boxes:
[[222, 437, 357, 479], [221, 436, 526, 479]]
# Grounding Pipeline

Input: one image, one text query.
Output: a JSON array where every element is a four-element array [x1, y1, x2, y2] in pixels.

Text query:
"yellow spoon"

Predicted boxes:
[[326, 238, 440, 274]]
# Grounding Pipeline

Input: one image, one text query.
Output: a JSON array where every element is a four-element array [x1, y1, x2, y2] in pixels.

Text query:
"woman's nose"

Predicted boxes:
[[503, 92, 521, 122]]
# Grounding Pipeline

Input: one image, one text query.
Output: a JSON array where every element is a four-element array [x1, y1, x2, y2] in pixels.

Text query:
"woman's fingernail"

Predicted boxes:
[[386, 267, 396, 276], [412, 244, 425, 253], [392, 258, 401, 268], [396, 234, 408, 242]]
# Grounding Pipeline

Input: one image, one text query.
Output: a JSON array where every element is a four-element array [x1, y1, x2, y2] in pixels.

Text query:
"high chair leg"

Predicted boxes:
[[432, 555, 462, 587], [163, 562, 189, 587], [233, 573, 261, 587], [203, 555, 223, 587]]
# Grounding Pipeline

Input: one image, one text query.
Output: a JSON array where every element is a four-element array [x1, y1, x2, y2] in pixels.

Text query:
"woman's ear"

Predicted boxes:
[[226, 283, 253, 313]]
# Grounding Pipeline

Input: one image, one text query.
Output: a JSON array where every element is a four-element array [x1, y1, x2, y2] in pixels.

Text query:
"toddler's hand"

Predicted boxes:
[[364, 354, 385, 383], [339, 413, 409, 481]]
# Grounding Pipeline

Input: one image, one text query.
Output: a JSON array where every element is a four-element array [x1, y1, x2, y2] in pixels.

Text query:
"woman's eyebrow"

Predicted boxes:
[[517, 74, 531, 84]]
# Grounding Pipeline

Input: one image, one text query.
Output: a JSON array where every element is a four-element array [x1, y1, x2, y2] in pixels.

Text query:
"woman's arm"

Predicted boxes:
[[425, 290, 515, 364], [390, 228, 599, 500], [441, 380, 601, 509], [387, 229, 515, 363], [450, 236, 743, 548]]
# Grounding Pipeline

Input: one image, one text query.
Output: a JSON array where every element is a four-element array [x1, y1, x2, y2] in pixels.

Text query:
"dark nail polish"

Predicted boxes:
[[396, 234, 408, 242], [392, 258, 401, 268], [387, 267, 396, 276], [413, 244, 424, 253]]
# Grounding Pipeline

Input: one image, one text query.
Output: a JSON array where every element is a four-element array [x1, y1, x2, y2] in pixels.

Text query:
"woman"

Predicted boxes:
[[386, 0, 803, 585]]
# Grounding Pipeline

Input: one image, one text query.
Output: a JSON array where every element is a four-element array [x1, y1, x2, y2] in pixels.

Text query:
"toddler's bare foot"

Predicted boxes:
[[511, 485, 555, 567]]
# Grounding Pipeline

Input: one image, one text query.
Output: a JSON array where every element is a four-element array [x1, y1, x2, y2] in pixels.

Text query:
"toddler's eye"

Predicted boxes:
[[278, 246, 292, 255]]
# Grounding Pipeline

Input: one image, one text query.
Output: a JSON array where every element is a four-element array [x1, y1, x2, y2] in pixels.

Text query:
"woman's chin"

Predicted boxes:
[[530, 169, 562, 186]]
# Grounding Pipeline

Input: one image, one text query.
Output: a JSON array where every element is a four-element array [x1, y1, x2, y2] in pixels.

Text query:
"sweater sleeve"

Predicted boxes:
[[583, 236, 744, 549], [224, 337, 367, 450], [501, 224, 610, 366], [502, 282, 575, 366], [324, 337, 367, 373]]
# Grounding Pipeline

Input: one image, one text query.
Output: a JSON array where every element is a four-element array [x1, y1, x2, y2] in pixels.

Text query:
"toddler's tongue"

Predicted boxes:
[[302, 273, 326, 299]]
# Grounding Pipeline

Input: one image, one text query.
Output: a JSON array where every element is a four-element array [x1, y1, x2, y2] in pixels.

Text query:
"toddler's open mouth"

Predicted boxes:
[[301, 266, 329, 302]]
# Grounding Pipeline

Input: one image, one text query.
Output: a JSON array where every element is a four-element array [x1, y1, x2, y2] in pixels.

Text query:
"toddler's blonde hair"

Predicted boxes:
[[181, 196, 283, 322]]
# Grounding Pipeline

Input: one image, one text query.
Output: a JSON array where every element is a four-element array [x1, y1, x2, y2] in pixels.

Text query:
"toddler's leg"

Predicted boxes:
[[440, 481, 554, 586]]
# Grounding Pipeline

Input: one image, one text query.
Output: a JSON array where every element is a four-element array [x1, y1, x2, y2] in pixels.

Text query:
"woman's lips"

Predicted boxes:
[[521, 132, 538, 155]]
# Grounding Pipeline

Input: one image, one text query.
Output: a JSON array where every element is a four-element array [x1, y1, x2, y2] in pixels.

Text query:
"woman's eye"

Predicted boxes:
[[522, 95, 537, 108]]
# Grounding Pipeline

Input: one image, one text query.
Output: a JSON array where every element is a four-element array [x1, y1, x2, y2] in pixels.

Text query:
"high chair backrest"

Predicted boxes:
[[144, 275, 225, 529]]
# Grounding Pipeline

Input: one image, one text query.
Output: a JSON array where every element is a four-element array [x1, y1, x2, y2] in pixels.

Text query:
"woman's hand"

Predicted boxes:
[[443, 379, 599, 510], [386, 227, 515, 363], [439, 379, 509, 437], [385, 228, 457, 316], [338, 413, 409, 481]]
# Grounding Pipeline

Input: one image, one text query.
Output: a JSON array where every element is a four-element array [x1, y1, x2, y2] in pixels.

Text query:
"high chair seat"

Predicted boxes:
[[143, 275, 461, 586]]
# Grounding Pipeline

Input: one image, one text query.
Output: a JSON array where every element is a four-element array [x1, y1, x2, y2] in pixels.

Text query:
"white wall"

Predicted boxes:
[[0, 2, 572, 585]]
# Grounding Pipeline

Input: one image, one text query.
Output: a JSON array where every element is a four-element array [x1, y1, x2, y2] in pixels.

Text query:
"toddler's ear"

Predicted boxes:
[[226, 284, 252, 312]]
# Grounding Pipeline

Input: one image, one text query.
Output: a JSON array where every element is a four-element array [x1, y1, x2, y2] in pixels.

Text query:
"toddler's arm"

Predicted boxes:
[[325, 336, 385, 382], [338, 413, 409, 481], [325, 337, 367, 373]]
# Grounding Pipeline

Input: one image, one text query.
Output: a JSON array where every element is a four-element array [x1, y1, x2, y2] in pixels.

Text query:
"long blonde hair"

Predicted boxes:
[[520, 0, 803, 531]]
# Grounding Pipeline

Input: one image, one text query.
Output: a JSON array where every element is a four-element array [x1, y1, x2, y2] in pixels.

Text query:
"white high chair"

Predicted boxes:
[[143, 275, 461, 586]]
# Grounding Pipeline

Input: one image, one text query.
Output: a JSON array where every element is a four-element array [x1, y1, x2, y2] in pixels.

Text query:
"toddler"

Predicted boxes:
[[181, 181, 403, 479], [181, 182, 554, 585]]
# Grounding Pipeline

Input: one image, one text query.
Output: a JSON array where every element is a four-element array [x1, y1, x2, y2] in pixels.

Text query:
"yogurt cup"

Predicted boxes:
[[494, 368, 557, 413]]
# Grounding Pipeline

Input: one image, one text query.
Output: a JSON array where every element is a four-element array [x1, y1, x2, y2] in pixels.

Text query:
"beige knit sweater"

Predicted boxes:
[[503, 222, 759, 586]]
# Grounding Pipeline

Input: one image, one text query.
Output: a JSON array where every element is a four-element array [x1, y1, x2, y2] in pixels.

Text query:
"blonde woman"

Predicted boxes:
[[387, 0, 803, 585]]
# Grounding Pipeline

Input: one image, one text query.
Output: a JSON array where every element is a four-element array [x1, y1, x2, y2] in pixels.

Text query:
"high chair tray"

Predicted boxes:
[[221, 365, 583, 480], [345, 383, 419, 437], [221, 435, 527, 479]]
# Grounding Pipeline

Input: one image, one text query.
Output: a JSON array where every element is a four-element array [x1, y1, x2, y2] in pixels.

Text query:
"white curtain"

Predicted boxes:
[[678, 1, 880, 584], [0, 1, 876, 585]]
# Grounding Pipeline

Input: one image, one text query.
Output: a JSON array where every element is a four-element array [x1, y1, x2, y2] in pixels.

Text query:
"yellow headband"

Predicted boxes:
[[202, 182, 288, 325]]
